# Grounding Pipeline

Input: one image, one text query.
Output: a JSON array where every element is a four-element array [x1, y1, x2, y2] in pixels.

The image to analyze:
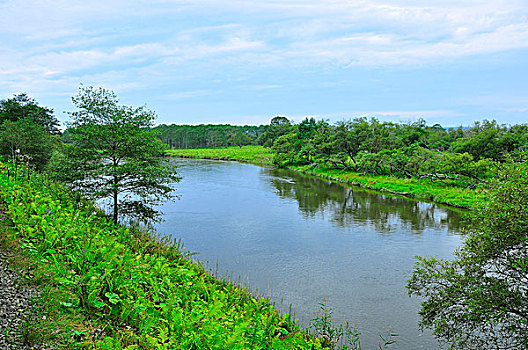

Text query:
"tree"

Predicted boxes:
[[407, 162, 528, 349], [0, 118, 54, 172], [0, 93, 60, 134], [259, 116, 293, 147], [52, 85, 180, 224], [228, 131, 253, 147], [271, 132, 297, 166]]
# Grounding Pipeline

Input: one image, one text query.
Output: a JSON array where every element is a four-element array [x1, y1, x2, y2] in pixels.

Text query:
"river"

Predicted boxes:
[[155, 158, 463, 349]]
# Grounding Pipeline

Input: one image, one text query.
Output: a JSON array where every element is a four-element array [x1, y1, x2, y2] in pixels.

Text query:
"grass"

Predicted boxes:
[[167, 146, 485, 209], [291, 165, 484, 209], [167, 145, 273, 166], [0, 163, 328, 349]]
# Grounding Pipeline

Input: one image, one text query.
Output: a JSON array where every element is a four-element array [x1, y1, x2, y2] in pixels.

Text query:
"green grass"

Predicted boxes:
[[291, 165, 484, 209], [168, 146, 485, 209], [167, 145, 273, 165], [0, 164, 325, 349]]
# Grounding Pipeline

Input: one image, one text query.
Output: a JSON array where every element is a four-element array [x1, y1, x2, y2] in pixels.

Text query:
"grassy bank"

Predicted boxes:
[[290, 165, 483, 209], [168, 146, 484, 209], [0, 164, 323, 349], [167, 146, 273, 166]]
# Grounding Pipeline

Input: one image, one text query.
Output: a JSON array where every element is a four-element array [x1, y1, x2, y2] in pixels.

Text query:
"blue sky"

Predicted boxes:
[[1, 0, 527, 127]]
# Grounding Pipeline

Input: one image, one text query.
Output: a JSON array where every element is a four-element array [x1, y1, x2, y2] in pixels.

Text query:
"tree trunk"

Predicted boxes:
[[113, 176, 118, 224]]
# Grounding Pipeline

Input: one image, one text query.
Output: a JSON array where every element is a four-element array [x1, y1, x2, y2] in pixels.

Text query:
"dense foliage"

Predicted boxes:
[[268, 117, 527, 189], [50, 86, 180, 224], [407, 163, 528, 349], [0, 93, 60, 134], [0, 94, 60, 172], [154, 123, 268, 149], [0, 164, 325, 349]]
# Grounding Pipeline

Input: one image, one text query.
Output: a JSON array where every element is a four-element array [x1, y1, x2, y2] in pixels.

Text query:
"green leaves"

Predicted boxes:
[[51, 85, 180, 224], [105, 292, 121, 305], [408, 163, 528, 349], [0, 163, 323, 349]]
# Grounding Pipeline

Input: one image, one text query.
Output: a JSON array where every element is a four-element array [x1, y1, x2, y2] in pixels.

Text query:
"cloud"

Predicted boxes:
[[162, 90, 215, 100], [1, 0, 527, 121], [506, 107, 528, 113]]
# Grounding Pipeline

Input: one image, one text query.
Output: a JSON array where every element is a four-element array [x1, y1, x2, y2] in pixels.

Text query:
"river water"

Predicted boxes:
[[155, 158, 463, 349]]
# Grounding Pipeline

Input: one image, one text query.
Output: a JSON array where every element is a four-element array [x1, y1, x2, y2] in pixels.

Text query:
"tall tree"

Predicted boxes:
[[52, 85, 180, 224], [259, 116, 293, 147], [407, 162, 528, 349], [0, 118, 54, 172], [0, 93, 60, 134]]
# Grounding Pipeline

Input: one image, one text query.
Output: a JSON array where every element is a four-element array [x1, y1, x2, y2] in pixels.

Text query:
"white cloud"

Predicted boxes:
[[163, 90, 215, 100], [1, 0, 527, 117]]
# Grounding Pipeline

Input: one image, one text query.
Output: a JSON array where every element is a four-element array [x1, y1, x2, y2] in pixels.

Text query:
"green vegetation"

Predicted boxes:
[[50, 86, 180, 224], [0, 164, 319, 349], [1, 89, 526, 349], [0, 94, 61, 172], [154, 123, 267, 149], [166, 116, 527, 209], [268, 117, 526, 190], [167, 145, 273, 166], [290, 165, 483, 209], [167, 146, 483, 208], [0, 93, 60, 134], [408, 162, 528, 349], [0, 163, 393, 349]]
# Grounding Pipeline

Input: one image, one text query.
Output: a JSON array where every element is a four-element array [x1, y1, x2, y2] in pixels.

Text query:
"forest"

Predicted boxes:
[[154, 123, 267, 149]]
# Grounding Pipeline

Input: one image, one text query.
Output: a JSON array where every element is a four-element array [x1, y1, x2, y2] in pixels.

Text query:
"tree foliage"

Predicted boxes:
[[0, 118, 55, 171], [0, 94, 59, 171], [267, 117, 527, 188], [407, 163, 528, 349], [154, 124, 266, 149], [51, 85, 180, 224], [0, 93, 60, 134]]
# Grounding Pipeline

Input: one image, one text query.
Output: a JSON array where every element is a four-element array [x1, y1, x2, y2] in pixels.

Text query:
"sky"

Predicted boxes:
[[1, 0, 527, 127]]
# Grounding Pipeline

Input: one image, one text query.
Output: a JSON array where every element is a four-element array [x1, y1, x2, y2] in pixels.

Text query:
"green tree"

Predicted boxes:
[[0, 118, 54, 172], [52, 85, 180, 224], [272, 132, 297, 166], [228, 131, 253, 147], [407, 162, 528, 349], [259, 116, 293, 147], [0, 93, 60, 134]]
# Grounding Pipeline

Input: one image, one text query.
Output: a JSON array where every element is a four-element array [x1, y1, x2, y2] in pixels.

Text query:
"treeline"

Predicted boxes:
[[267, 117, 528, 188], [154, 124, 268, 148], [2, 90, 527, 192]]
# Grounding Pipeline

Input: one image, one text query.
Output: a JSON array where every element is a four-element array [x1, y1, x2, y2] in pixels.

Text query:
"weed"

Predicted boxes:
[[309, 302, 362, 349]]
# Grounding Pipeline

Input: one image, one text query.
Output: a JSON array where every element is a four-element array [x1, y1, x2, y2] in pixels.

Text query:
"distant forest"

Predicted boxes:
[[153, 124, 268, 149]]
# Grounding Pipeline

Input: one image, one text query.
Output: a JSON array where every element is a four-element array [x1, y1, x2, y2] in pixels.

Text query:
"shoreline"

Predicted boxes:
[[167, 147, 482, 210]]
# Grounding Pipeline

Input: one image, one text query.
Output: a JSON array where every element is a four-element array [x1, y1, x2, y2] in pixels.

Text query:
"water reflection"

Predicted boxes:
[[265, 167, 462, 234]]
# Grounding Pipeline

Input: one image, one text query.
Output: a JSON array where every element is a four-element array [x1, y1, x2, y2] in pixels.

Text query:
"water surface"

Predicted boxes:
[[156, 158, 462, 349]]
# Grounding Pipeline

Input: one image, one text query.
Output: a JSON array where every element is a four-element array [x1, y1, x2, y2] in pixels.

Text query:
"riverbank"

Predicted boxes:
[[0, 164, 322, 349], [167, 146, 484, 209], [167, 145, 273, 166]]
